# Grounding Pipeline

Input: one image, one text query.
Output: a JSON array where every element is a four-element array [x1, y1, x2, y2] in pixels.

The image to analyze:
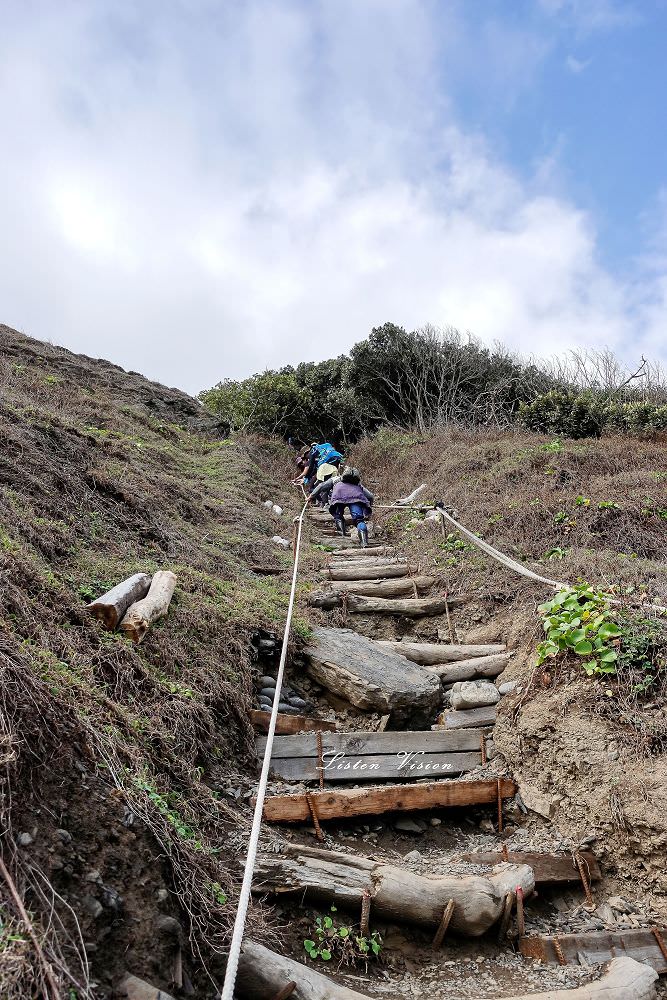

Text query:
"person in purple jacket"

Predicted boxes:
[[328, 466, 374, 546]]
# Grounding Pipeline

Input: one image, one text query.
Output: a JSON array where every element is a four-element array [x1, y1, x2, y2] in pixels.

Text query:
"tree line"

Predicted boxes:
[[200, 323, 667, 442]]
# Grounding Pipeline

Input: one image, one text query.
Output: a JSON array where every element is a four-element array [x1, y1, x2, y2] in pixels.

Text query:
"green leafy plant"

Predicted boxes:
[[597, 500, 619, 511], [541, 438, 563, 453], [304, 906, 382, 967], [537, 584, 621, 676], [575, 495, 590, 507], [544, 547, 568, 560]]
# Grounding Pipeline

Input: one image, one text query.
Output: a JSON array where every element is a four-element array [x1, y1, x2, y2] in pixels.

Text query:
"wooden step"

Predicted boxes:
[[459, 850, 601, 885], [313, 537, 381, 550], [519, 929, 667, 974], [344, 594, 450, 617], [428, 654, 510, 682], [249, 710, 337, 735], [435, 705, 498, 729], [259, 777, 517, 822], [378, 641, 507, 665], [330, 545, 396, 557], [257, 728, 489, 783], [328, 563, 410, 581], [308, 576, 436, 608]]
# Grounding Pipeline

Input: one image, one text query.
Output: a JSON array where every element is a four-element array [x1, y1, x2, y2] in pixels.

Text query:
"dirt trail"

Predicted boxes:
[[240, 507, 667, 998]]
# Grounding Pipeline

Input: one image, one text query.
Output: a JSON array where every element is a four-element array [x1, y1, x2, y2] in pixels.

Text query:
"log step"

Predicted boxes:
[[519, 929, 667, 974], [428, 654, 509, 682], [330, 545, 396, 557], [257, 728, 490, 783], [328, 563, 410, 581], [436, 705, 498, 729], [258, 777, 518, 822], [249, 710, 337, 735], [308, 576, 437, 608], [313, 537, 381, 550], [344, 594, 451, 616], [378, 641, 507, 665], [237, 944, 659, 1000], [459, 850, 601, 885]]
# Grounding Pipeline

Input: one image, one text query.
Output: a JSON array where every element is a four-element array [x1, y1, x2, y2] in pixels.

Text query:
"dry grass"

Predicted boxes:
[[0, 327, 297, 996]]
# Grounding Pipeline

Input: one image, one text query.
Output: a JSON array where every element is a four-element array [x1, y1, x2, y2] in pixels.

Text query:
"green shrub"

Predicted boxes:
[[537, 585, 621, 676], [303, 906, 382, 966], [521, 392, 667, 439]]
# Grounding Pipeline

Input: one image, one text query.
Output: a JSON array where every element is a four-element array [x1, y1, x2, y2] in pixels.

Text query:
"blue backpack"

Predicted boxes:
[[315, 442, 343, 467]]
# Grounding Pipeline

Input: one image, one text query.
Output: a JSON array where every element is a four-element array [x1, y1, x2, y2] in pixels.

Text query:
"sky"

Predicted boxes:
[[1, 0, 666, 394]]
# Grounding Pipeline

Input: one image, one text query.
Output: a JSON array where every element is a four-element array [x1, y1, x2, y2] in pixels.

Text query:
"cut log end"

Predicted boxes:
[[120, 570, 177, 644]]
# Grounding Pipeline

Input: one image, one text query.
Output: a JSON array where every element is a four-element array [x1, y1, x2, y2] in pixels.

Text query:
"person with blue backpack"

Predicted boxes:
[[303, 441, 344, 491]]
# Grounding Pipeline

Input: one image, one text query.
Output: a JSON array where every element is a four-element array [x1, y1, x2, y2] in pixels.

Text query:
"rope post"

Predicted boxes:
[[360, 889, 371, 938]]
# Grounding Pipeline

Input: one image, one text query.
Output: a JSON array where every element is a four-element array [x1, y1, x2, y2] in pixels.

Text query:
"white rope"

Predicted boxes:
[[220, 498, 309, 1000], [377, 502, 667, 613]]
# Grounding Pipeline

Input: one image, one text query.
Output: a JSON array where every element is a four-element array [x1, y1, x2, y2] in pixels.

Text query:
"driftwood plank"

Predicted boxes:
[[260, 777, 518, 822], [254, 844, 535, 935], [428, 654, 510, 682], [266, 750, 482, 783], [519, 929, 667, 974], [438, 706, 498, 729], [345, 594, 449, 617], [249, 710, 337, 735], [378, 641, 506, 665], [459, 851, 601, 885], [257, 729, 488, 758]]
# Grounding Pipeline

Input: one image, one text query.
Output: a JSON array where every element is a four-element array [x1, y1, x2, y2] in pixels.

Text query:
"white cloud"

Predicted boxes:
[[565, 54, 592, 73], [0, 0, 664, 393]]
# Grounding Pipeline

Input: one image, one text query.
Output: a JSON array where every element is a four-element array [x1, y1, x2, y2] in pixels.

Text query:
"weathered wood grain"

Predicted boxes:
[[257, 729, 488, 758], [249, 710, 337, 735], [266, 750, 481, 782], [459, 850, 601, 885], [519, 929, 667, 974], [378, 641, 507, 664]]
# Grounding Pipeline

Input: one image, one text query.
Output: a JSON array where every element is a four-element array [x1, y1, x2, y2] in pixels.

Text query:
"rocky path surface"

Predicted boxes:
[[238, 512, 664, 1000]]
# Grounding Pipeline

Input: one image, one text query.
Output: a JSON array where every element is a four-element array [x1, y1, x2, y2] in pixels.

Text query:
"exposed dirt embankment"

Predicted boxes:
[[352, 428, 667, 918], [0, 327, 299, 998]]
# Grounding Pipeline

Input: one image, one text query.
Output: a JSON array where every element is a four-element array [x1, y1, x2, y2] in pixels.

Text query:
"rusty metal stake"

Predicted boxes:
[[553, 936, 567, 966], [652, 927, 667, 964], [316, 730, 325, 791], [360, 889, 371, 938], [270, 983, 297, 1000], [496, 778, 504, 833], [432, 898, 456, 949], [516, 886, 525, 937], [574, 852, 594, 908], [501, 842, 510, 861], [305, 792, 324, 841]]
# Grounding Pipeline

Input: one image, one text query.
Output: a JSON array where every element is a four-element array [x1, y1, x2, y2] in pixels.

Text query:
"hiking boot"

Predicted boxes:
[[334, 517, 348, 537], [358, 524, 369, 547]]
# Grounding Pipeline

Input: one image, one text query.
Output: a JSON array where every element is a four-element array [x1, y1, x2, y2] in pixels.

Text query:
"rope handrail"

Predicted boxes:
[[220, 498, 309, 1000]]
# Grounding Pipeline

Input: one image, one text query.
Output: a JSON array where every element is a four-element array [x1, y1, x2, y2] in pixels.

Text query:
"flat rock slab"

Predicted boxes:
[[304, 627, 441, 726]]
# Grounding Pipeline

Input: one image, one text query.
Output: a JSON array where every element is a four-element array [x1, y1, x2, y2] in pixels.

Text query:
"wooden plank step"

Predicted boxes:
[[257, 729, 488, 758], [313, 537, 381, 550], [519, 929, 667, 974], [429, 654, 509, 682], [308, 576, 438, 608], [265, 750, 481, 782], [259, 777, 518, 822], [249, 710, 337, 735], [459, 850, 601, 884], [436, 705, 498, 729], [378, 641, 507, 664], [330, 545, 396, 557], [328, 563, 410, 581]]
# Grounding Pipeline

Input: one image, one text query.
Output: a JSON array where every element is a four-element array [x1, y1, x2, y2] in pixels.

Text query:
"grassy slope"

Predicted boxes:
[[0, 327, 300, 998], [353, 427, 667, 915]]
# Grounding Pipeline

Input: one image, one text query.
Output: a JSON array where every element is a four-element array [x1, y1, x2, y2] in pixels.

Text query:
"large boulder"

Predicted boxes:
[[303, 627, 441, 727]]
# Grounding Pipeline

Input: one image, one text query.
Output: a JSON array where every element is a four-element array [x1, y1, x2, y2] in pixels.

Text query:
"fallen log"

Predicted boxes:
[[328, 563, 410, 581], [254, 843, 534, 935], [237, 945, 658, 1000], [259, 777, 517, 822], [258, 727, 486, 782], [435, 705, 498, 729], [308, 576, 436, 608], [304, 627, 440, 725], [345, 594, 449, 617], [87, 572, 152, 630], [119, 570, 177, 643], [459, 850, 601, 885], [249, 710, 337, 735], [520, 929, 667, 974], [427, 653, 510, 682], [378, 640, 506, 665]]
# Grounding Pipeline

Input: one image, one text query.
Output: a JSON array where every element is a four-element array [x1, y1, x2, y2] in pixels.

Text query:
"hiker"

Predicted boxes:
[[328, 466, 374, 546], [293, 445, 311, 481], [303, 441, 343, 491], [308, 456, 342, 506]]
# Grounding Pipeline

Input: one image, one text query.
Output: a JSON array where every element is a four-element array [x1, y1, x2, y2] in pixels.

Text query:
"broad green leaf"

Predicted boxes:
[[575, 640, 593, 654], [320, 950, 332, 961]]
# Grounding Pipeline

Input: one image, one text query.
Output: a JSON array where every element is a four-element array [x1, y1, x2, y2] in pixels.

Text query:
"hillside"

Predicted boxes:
[[0, 326, 300, 998], [2, 327, 667, 1000]]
